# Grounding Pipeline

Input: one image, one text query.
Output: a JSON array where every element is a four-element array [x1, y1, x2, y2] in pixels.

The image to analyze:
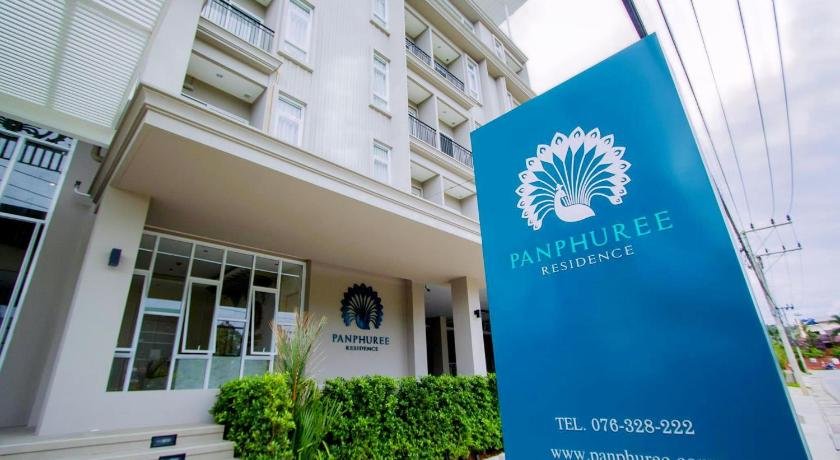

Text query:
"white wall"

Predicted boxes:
[[307, 262, 411, 381], [273, 0, 411, 192]]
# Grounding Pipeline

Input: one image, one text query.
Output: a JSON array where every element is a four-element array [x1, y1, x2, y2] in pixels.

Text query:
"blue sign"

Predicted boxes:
[[471, 35, 809, 460]]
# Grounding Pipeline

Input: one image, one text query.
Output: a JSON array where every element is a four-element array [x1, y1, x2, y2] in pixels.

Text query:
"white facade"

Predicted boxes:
[[0, 0, 533, 437]]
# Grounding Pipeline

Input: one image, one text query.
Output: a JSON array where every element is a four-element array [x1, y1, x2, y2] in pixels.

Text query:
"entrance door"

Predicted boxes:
[[250, 288, 277, 355]]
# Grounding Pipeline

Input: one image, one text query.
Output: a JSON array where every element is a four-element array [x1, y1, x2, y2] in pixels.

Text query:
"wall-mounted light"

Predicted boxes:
[[473, 309, 481, 318], [108, 248, 122, 267]]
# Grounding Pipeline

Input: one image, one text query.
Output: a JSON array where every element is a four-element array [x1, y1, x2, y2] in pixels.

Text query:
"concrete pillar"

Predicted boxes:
[[34, 187, 150, 435], [461, 194, 478, 220], [451, 277, 486, 376], [407, 282, 428, 377], [494, 76, 508, 118], [138, 0, 204, 95], [438, 316, 450, 375], [422, 174, 444, 206]]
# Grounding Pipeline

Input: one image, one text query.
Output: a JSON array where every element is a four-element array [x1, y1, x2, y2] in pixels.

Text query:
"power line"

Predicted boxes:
[[736, 0, 779, 218], [653, 0, 805, 387], [688, 0, 754, 225], [655, 0, 745, 229], [771, 0, 796, 215]]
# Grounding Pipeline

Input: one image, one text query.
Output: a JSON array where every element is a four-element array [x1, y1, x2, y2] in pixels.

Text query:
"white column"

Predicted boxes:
[[34, 187, 150, 435], [451, 277, 486, 376], [408, 281, 428, 377], [138, 0, 204, 95]]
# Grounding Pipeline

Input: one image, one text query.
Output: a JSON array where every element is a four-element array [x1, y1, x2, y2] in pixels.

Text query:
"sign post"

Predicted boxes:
[[471, 35, 810, 459]]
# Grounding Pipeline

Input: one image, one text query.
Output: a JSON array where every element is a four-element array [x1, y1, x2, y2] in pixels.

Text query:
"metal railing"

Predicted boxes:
[[434, 60, 465, 92], [405, 37, 431, 66], [439, 133, 473, 168], [202, 0, 274, 52], [405, 37, 467, 94], [408, 115, 437, 148]]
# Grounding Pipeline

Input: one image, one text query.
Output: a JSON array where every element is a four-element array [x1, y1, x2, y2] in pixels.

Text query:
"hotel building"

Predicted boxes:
[[0, 0, 533, 454]]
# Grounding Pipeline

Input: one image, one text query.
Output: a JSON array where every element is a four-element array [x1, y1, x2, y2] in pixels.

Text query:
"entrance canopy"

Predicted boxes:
[[92, 86, 485, 284]]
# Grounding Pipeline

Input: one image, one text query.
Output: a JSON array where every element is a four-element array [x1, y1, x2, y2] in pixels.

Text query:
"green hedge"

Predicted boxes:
[[321, 374, 502, 459], [211, 373, 295, 459], [212, 373, 503, 459]]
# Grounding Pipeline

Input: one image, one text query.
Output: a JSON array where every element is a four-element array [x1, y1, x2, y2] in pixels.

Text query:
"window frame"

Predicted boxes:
[[282, 0, 314, 62], [274, 95, 305, 146], [465, 56, 481, 102], [107, 231, 308, 392], [371, 52, 390, 110], [492, 35, 505, 60], [371, 141, 391, 184], [372, 0, 388, 27]]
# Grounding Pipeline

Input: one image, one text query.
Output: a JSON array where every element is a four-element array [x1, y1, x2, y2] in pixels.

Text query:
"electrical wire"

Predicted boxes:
[[656, 0, 745, 229], [688, 0, 754, 225], [771, 0, 796, 215], [735, 0, 778, 218]]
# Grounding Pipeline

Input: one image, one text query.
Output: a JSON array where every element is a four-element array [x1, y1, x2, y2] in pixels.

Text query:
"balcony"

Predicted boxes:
[[405, 37, 432, 66], [434, 60, 465, 93], [405, 37, 469, 103], [439, 133, 472, 168], [409, 114, 437, 148], [202, 0, 274, 52], [408, 115, 472, 169]]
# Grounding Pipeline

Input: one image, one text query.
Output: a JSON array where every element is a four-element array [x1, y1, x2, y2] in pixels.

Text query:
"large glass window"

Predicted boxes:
[[116, 274, 144, 349], [129, 315, 178, 391], [183, 282, 217, 352], [107, 232, 307, 391]]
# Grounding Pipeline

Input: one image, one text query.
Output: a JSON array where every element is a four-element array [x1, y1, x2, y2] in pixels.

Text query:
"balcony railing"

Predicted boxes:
[[202, 0, 274, 52], [405, 38, 467, 95], [408, 115, 473, 169], [439, 133, 473, 168], [408, 114, 437, 148], [405, 37, 432, 66], [434, 61, 465, 92]]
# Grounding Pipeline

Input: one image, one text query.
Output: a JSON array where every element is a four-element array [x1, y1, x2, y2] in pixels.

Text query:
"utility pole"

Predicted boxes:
[[739, 228, 807, 392], [776, 304, 807, 376]]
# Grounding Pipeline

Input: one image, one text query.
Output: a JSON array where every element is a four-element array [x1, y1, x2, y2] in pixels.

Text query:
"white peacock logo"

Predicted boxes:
[[515, 127, 631, 229]]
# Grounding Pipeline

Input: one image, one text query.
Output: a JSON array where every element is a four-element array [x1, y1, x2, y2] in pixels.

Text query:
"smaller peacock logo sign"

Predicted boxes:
[[516, 127, 631, 230], [334, 283, 390, 352], [340, 283, 383, 329]]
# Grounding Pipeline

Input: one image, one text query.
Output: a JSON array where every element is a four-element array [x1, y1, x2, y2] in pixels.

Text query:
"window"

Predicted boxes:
[[411, 184, 423, 198], [107, 233, 307, 392], [465, 57, 481, 101], [407, 105, 418, 118], [492, 35, 505, 60], [372, 0, 387, 26], [275, 96, 304, 146], [371, 142, 390, 183], [283, 0, 312, 61], [372, 54, 389, 110]]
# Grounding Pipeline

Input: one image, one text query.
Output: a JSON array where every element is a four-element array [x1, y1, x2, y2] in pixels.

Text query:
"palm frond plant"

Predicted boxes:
[[273, 314, 338, 459]]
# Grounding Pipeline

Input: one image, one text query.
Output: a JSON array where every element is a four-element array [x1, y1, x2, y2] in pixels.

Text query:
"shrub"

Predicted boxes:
[[211, 373, 295, 459], [803, 346, 824, 359], [322, 374, 502, 459]]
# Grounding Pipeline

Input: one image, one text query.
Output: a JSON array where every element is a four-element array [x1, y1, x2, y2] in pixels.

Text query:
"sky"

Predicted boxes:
[[499, 0, 840, 321]]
